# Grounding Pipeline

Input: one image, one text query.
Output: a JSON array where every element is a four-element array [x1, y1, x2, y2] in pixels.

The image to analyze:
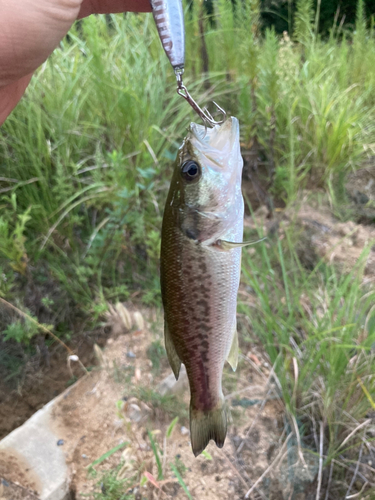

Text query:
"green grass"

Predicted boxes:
[[147, 339, 167, 373], [239, 217, 375, 497], [1, 1, 375, 328], [89, 462, 135, 500], [1, 0, 375, 496], [89, 417, 193, 500], [134, 386, 188, 423]]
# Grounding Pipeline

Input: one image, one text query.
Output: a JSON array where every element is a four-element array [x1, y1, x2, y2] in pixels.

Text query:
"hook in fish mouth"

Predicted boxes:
[[175, 70, 226, 127], [177, 85, 226, 127]]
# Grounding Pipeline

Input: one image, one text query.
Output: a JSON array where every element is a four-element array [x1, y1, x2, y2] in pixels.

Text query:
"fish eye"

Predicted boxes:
[[181, 160, 201, 182]]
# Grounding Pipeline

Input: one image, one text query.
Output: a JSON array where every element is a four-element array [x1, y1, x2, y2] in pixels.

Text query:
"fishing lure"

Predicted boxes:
[[150, 0, 225, 126]]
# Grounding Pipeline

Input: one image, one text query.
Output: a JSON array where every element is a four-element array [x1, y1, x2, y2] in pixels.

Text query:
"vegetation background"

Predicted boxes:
[[260, 0, 375, 35], [1, 0, 375, 497]]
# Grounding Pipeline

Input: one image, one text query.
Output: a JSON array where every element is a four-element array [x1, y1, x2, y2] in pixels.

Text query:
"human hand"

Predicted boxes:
[[0, 0, 152, 125]]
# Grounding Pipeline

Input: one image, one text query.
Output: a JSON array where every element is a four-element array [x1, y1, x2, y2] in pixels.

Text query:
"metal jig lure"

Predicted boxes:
[[150, 0, 226, 127]]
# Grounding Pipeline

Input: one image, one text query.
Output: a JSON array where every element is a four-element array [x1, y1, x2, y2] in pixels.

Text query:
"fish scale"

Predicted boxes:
[[162, 233, 241, 401], [160, 117, 244, 456]]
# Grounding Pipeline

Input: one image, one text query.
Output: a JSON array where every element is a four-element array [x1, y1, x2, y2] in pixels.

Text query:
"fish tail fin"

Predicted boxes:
[[190, 398, 228, 457]]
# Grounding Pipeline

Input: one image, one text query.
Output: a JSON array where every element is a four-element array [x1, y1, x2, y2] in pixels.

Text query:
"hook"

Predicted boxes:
[[175, 69, 226, 127]]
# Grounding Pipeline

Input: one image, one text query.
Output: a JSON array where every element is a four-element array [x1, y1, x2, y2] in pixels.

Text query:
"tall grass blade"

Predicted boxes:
[[148, 429, 163, 480], [170, 463, 193, 499]]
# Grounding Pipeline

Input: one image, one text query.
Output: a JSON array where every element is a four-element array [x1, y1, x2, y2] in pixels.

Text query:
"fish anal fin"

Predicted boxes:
[[190, 399, 228, 457], [164, 320, 181, 380], [226, 325, 239, 372]]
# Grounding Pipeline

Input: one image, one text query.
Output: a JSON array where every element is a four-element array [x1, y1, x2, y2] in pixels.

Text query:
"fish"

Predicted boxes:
[[160, 116, 257, 456]]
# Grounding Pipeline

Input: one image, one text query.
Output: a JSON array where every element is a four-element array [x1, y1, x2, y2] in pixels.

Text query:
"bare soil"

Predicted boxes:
[[0, 449, 41, 497], [246, 193, 375, 281], [0, 335, 101, 440], [0, 478, 38, 500], [47, 311, 288, 500]]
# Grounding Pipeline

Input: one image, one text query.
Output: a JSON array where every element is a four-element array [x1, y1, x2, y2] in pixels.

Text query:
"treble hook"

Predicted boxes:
[[175, 69, 226, 127]]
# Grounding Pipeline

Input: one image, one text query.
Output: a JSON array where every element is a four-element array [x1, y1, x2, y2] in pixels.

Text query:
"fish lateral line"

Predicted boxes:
[[212, 237, 267, 251]]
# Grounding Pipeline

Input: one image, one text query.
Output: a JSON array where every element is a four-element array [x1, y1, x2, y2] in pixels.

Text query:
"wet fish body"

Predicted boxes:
[[160, 117, 244, 456]]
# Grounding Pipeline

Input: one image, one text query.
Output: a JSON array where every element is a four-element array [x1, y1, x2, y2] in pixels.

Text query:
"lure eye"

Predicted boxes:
[[181, 160, 201, 182]]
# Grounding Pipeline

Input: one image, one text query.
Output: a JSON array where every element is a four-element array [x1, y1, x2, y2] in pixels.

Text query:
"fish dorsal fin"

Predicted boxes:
[[164, 320, 181, 380], [226, 323, 239, 372]]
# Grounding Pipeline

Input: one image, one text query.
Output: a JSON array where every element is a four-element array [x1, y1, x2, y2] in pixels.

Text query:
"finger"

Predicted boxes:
[[78, 0, 151, 18], [0, 0, 152, 124], [0, 1, 151, 87], [0, 73, 33, 126], [0, 0, 82, 87]]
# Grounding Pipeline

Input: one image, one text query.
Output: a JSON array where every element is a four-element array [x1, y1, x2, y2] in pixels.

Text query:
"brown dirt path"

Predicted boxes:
[[44, 312, 284, 500]]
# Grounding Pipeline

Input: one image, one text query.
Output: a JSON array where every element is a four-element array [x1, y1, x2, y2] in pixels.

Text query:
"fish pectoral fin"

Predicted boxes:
[[215, 237, 267, 251], [164, 321, 181, 380], [226, 326, 239, 372]]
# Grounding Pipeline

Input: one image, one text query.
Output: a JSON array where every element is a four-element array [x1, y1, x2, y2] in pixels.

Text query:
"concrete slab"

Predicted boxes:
[[0, 386, 76, 500]]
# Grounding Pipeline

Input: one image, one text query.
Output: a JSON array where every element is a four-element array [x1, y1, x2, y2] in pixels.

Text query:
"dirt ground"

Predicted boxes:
[[47, 312, 291, 500], [0, 478, 38, 500], [246, 193, 375, 282], [0, 304, 311, 500], [0, 335, 101, 440]]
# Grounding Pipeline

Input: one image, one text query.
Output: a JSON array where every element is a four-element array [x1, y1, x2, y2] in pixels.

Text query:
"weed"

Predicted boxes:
[[0, 194, 31, 275], [0, 266, 15, 298], [134, 386, 188, 423], [88, 417, 192, 499], [172, 455, 188, 476], [89, 464, 135, 500], [119, 369, 136, 389], [147, 339, 167, 373], [2, 318, 39, 345], [89, 442, 130, 472], [169, 463, 192, 499], [147, 429, 163, 480], [146, 417, 193, 498], [240, 220, 375, 495]]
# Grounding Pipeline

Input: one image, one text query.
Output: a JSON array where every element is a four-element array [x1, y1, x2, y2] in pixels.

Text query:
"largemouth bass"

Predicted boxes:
[[160, 116, 252, 456]]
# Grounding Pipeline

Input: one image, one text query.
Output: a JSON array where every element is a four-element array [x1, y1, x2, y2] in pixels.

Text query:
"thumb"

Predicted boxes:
[[0, 0, 84, 88], [0, 0, 152, 125], [0, 73, 33, 125]]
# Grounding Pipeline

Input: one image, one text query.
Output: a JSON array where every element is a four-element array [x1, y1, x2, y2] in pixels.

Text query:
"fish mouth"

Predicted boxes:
[[188, 117, 240, 157]]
